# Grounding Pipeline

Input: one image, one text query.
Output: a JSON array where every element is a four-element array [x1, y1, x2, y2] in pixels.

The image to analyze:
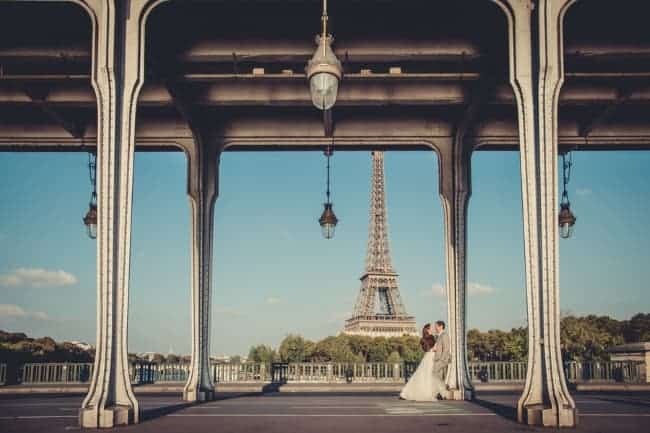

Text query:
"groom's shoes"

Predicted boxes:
[[435, 393, 444, 401]]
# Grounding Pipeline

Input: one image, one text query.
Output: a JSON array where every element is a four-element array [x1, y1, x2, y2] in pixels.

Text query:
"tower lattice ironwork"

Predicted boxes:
[[343, 151, 418, 337]]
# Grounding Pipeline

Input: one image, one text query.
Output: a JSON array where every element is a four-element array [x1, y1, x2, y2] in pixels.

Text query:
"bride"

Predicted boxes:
[[399, 323, 446, 401]]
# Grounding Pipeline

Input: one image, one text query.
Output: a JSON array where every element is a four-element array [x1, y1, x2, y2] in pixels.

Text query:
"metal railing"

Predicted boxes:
[[284, 362, 403, 383], [22, 362, 93, 384], [470, 362, 528, 383], [565, 361, 644, 383], [131, 362, 269, 384], [7, 360, 646, 386], [214, 362, 266, 383]]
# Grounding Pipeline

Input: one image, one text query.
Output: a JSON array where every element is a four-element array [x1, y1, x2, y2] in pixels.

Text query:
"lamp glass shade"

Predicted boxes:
[[560, 222, 573, 239], [319, 203, 338, 239], [83, 204, 98, 240], [321, 222, 336, 239], [558, 203, 576, 239], [310, 72, 339, 110]]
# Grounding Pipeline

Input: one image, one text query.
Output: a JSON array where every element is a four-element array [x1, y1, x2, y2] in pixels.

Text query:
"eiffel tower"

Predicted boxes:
[[343, 151, 418, 337]]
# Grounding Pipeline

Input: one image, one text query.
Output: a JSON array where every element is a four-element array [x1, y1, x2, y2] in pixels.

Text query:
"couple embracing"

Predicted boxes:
[[399, 321, 450, 402]]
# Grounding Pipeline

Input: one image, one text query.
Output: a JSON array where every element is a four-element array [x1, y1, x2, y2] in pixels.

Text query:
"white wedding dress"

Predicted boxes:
[[399, 351, 446, 401]]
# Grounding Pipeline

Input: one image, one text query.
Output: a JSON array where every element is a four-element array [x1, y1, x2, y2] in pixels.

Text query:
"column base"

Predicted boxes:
[[79, 405, 137, 428], [183, 387, 216, 402], [519, 404, 578, 427], [446, 388, 474, 401]]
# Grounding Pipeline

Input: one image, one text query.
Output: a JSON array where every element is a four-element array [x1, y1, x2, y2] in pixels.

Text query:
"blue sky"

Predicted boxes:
[[1, 150, 649, 356]]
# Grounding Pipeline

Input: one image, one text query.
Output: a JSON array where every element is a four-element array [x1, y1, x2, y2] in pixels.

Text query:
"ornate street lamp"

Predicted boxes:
[[319, 143, 338, 239], [306, 0, 342, 111], [83, 151, 98, 239], [558, 151, 576, 239]]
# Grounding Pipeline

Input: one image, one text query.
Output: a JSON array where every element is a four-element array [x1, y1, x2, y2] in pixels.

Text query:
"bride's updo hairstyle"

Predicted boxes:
[[420, 323, 435, 352], [421, 323, 432, 339]]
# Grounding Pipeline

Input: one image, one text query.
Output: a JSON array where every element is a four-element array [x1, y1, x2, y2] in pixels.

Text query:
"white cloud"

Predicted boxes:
[[468, 282, 496, 295], [430, 283, 446, 297], [327, 311, 351, 324], [265, 297, 281, 305], [214, 305, 244, 318], [280, 229, 295, 241], [0, 304, 48, 320], [575, 188, 592, 197], [0, 268, 78, 288], [424, 282, 495, 297]]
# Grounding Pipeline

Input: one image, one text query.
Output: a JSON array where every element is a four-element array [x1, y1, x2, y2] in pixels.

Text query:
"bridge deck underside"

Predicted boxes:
[[0, 0, 649, 153]]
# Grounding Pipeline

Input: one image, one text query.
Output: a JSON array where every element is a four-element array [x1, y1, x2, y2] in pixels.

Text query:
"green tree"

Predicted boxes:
[[247, 344, 277, 363], [387, 351, 402, 364], [367, 337, 390, 362], [560, 315, 624, 361], [623, 313, 650, 342], [278, 334, 312, 362], [346, 335, 373, 361], [503, 327, 528, 362], [306, 335, 362, 362]]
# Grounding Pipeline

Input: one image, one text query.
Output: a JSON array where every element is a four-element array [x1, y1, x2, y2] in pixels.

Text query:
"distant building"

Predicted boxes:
[[137, 352, 160, 362], [69, 341, 93, 352], [608, 342, 650, 383], [212, 355, 231, 363], [211, 355, 247, 363]]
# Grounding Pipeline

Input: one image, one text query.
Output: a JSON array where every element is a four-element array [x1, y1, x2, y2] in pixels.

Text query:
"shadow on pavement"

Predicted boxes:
[[262, 383, 283, 393], [472, 398, 518, 422], [138, 386, 289, 422], [589, 396, 650, 408], [140, 401, 200, 422]]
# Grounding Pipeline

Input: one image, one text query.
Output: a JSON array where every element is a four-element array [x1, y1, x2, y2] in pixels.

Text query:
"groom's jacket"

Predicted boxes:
[[433, 331, 452, 366]]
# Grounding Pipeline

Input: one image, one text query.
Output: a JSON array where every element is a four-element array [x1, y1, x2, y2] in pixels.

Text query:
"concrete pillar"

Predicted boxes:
[[497, 0, 578, 427], [183, 129, 220, 402], [77, 0, 150, 428], [438, 140, 473, 401]]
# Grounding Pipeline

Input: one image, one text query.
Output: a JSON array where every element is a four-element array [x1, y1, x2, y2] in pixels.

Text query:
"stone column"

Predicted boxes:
[[498, 0, 578, 427], [438, 140, 473, 401], [183, 129, 220, 402], [77, 0, 150, 428]]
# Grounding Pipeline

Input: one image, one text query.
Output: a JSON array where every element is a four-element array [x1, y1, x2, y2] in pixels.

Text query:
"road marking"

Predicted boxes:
[[184, 406, 222, 409], [58, 406, 192, 412], [0, 415, 78, 420], [168, 413, 498, 417], [582, 413, 650, 417], [380, 402, 468, 416], [289, 406, 378, 409], [0, 403, 79, 407]]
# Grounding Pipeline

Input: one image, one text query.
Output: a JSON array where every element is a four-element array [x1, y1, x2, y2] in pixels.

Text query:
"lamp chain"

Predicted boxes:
[[88, 151, 97, 205], [561, 151, 573, 205], [322, 0, 328, 37], [325, 141, 332, 204]]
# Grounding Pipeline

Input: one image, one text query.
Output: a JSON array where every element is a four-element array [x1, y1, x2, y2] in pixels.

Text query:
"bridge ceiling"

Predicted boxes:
[[0, 0, 649, 151]]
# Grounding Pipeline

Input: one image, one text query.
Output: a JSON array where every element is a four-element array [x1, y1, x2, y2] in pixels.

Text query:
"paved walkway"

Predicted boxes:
[[1, 392, 649, 432]]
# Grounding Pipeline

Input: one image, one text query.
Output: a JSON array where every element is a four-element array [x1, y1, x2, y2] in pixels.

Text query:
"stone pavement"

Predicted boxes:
[[1, 391, 649, 433]]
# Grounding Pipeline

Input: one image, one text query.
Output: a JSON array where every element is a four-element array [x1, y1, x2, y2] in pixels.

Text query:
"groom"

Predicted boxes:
[[432, 320, 451, 400]]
